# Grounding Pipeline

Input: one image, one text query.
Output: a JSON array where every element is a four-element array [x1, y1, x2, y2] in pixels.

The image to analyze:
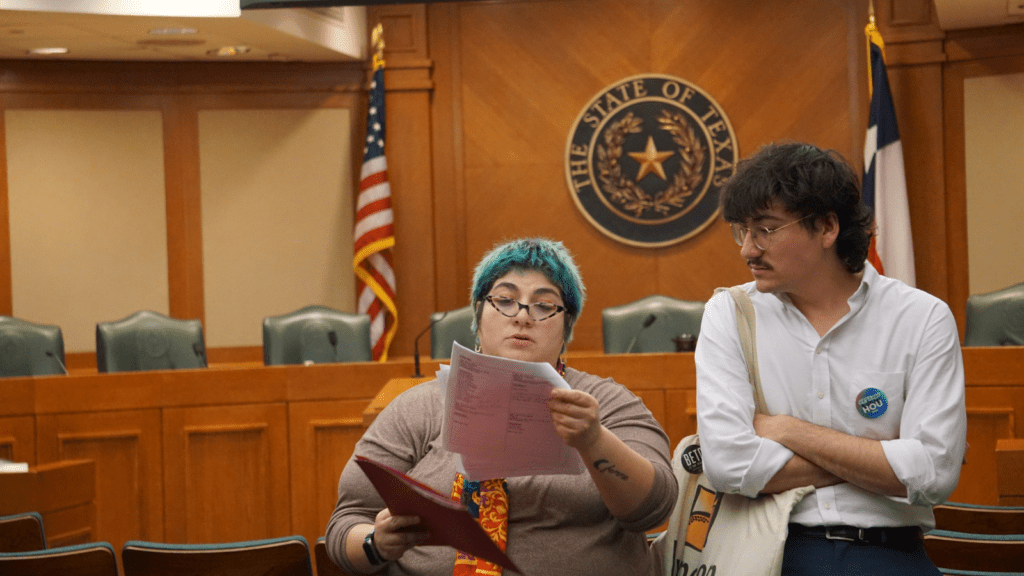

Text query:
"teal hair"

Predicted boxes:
[[470, 238, 586, 343]]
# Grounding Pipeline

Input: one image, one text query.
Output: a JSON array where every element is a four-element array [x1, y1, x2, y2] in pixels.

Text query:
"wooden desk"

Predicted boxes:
[[0, 459, 96, 547], [0, 347, 1021, 555], [363, 377, 431, 427], [996, 438, 1024, 506]]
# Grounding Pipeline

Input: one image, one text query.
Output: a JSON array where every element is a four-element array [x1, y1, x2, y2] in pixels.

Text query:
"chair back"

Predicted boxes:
[[924, 530, 1024, 572], [965, 282, 1024, 346], [430, 305, 476, 359], [0, 541, 117, 576], [602, 295, 705, 353], [0, 317, 65, 377], [314, 537, 352, 576], [263, 306, 372, 365], [0, 512, 46, 552], [934, 502, 1024, 535], [121, 536, 313, 576], [96, 310, 207, 373]]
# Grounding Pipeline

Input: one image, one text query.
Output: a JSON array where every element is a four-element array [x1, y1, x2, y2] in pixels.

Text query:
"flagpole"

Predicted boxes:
[[354, 23, 400, 361]]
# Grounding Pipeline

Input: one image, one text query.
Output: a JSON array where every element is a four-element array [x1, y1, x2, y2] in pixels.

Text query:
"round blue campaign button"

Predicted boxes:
[[857, 387, 888, 419]]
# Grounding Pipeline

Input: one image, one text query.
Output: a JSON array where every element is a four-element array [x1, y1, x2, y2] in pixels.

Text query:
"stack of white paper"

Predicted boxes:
[[439, 343, 585, 480]]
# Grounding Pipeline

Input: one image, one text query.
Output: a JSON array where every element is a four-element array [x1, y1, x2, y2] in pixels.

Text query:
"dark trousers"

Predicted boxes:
[[782, 530, 942, 576]]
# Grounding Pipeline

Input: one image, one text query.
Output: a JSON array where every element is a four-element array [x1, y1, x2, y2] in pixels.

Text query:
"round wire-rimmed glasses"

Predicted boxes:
[[730, 215, 811, 251], [485, 295, 565, 321]]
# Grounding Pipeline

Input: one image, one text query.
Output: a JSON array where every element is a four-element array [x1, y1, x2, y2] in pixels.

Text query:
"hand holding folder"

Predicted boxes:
[[355, 456, 520, 573]]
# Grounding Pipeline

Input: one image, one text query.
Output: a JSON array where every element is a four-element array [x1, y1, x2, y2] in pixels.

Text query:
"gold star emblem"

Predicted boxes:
[[628, 136, 674, 181]]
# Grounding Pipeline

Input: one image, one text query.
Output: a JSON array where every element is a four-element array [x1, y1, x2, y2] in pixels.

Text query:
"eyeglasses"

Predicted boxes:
[[730, 215, 811, 251], [485, 295, 565, 322]]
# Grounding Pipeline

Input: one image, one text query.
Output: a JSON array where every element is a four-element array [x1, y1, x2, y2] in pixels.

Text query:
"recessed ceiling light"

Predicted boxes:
[[28, 47, 69, 55], [207, 46, 251, 57], [149, 28, 198, 35]]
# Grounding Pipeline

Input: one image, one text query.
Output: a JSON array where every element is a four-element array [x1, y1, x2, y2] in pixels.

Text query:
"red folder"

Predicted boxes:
[[354, 456, 520, 573]]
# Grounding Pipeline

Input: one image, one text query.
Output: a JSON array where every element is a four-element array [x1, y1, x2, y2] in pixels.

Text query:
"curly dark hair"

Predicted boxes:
[[718, 142, 873, 274]]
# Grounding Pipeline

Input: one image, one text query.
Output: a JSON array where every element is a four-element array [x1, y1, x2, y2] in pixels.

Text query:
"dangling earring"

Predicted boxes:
[[556, 342, 566, 376], [474, 335, 481, 353]]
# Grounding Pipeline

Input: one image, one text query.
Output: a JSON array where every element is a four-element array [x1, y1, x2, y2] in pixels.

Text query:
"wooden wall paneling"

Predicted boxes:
[[877, 0, 951, 304], [163, 98, 205, 325], [427, 3, 471, 313], [162, 402, 289, 544], [288, 400, 367, 546], [35, 409, 163, 552], [0, 415, 34, 464], [0, 105, 10, 317]]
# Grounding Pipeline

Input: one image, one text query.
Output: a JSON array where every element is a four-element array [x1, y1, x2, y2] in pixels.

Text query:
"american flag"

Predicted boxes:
[[353, 25, 398, 361], [863, 17, 916, 287]]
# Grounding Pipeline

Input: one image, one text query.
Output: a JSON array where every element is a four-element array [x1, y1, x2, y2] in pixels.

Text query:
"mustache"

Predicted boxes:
[[747, 258, 771, 269]]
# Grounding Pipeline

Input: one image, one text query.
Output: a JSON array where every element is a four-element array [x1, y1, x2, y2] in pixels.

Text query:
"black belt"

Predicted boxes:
[[788, 524, 923, 546]]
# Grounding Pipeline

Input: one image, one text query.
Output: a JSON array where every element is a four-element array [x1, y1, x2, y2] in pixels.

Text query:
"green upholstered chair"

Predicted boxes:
[[0, 317, 66, 377], [965, 282, 1024, 346], [95, 310, 207, 373], [0, 512, 46, 552], [0, 542, 118, 576], [924, 530, 1024, 573], [602, 295, 705, 354], [314, 537, 353, 576], [262, 305, 372, 365], [933, 502, 1024, 535], [121, 536, 313, 576], [430, 305, 476, 360]]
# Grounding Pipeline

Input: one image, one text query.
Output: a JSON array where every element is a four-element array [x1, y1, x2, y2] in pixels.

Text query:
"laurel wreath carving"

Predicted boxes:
[[596, 109, 705, 218]]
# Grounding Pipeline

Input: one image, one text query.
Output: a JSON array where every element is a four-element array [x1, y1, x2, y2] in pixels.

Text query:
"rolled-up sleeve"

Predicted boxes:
[[881, 304, 966, 506], [695, 290, 793, 498]]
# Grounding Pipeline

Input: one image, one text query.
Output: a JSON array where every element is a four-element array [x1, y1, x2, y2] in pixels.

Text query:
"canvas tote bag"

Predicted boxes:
[[653, 286, 813, 576]]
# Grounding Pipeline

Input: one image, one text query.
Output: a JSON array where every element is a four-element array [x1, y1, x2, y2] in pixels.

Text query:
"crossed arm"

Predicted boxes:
[[754, 413, 905, 497]]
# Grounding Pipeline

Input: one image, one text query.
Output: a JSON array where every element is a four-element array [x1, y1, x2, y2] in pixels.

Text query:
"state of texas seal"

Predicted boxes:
[[565, 74, 738, 248]]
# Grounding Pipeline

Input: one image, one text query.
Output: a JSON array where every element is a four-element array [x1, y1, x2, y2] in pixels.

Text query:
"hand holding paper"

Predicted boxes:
[[441, 342, 586, 480]]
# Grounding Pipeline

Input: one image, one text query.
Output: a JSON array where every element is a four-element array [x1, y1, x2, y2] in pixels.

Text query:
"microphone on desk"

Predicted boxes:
[[45, 350, 69, 375], [328, 330, 339, 361], [625, 314, 657, 354], [413, 312, 447, 378]]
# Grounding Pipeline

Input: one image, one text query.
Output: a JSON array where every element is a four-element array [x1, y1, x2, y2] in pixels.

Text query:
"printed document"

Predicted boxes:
[[440, 342, 586, 480]]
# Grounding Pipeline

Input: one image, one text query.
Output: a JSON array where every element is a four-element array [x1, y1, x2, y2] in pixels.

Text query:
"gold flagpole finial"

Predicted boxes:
[[868, 1, 876, 26], [371, 23, 385, 70]]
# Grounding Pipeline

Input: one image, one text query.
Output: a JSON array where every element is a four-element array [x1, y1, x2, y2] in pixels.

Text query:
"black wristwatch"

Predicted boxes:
[[363, 528, 387, 566]]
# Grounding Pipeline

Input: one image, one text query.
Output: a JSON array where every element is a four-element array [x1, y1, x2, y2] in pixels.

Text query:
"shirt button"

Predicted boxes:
[[824, 503, 831, 510], [816, 347, 821, 354], [818, 392, 825, 399]]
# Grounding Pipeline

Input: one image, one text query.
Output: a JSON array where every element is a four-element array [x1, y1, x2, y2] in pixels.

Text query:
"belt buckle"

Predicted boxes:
[[823, 527, 863, 543]]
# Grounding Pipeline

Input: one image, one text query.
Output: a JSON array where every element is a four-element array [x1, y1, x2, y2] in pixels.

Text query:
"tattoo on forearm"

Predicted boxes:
[[593, 458, 629, 480]]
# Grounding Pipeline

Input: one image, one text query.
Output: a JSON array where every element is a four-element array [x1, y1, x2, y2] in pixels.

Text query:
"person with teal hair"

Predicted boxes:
[[328, 238, 677, 576]]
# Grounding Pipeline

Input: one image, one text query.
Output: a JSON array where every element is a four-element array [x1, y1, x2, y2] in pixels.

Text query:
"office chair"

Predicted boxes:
[[602, 295, 705, 354], [314, 537, 353, 576], [0, 512, 46, 552], [924, 530, 1024, 572], [262, 305, 372, 365], [95, 310, 207, 373], [965, 282, 1024, 346], [0, 317, 66, 377], [933, 502, 1024, 535], [121, 536, 313, 576], [430, 305, 476, 359], [0, 541, 118, 576]]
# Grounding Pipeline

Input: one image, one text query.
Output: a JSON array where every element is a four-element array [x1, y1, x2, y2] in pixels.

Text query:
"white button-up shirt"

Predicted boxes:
[[696, 264, 967, 529]]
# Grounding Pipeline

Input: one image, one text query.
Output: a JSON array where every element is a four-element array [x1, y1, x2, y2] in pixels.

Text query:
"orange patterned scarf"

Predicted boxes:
[[450, 473, 509, 575]]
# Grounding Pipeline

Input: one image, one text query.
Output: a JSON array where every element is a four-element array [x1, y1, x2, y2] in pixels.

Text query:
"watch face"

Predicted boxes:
[[363, 530, 385, 565]]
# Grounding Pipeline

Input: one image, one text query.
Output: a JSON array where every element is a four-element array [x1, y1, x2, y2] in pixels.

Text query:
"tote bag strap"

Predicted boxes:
[[715, 286, 768, 415]]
